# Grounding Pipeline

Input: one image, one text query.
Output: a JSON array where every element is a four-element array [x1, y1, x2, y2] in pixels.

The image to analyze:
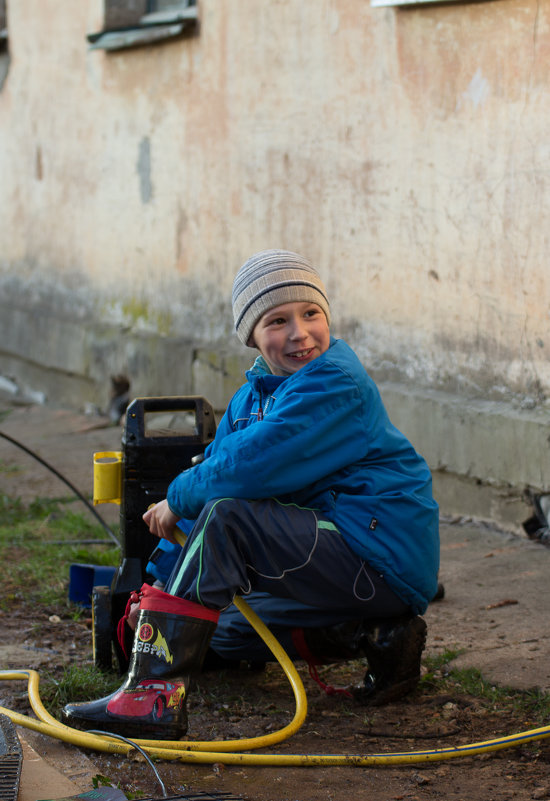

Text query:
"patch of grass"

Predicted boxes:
[[92, 776, 144, 801], [422, 648, 463, 681], [40, 663, 121, 718], [515, 687, 550, 722], [0, 458, 22, 474], [422, 649, 550, 724], [0, 493, 120, 609], [449, 666, 550, 720]]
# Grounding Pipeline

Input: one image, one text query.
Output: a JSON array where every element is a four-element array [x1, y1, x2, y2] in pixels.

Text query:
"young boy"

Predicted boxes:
[[63, 249, 439, 740]]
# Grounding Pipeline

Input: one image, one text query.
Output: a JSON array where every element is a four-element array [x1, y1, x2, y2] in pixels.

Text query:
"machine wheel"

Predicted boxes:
[[92, 585, 113, 671]]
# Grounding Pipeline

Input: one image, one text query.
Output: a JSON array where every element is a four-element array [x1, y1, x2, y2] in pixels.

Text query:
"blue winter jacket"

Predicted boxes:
[[167, 338, 439, 614]]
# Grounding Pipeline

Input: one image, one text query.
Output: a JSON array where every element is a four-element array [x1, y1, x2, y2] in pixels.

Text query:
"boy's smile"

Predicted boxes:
[[251, 301, 330, 376]]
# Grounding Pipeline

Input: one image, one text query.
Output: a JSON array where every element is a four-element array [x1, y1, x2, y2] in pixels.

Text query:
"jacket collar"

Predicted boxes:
[[245, 337, 339, 396], [245, 355, 286, 399]]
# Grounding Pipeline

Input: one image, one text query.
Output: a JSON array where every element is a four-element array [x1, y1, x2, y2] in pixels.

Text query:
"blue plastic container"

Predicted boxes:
[[69, 564, 117, 607]]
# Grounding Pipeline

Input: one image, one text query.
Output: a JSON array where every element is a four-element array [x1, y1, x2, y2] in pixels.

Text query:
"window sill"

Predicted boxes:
[[87, 7, 198, 52]]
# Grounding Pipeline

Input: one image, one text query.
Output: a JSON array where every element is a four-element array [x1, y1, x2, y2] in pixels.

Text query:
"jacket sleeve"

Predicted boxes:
[[167, 358, 378, 519]]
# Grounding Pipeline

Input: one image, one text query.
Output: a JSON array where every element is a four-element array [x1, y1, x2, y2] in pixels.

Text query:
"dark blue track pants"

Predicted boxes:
[[164, 498, 409, 662]]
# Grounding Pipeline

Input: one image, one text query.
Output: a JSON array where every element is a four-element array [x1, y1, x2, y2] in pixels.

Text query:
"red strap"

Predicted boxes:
[[292, 627, 353, 699], [116, 589, 142, 659], [291, 627, 322, 665], [307, 662, 353, 699]]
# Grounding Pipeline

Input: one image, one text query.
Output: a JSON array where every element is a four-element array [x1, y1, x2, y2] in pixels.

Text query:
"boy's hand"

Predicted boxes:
[[142, 499, 180, 544]]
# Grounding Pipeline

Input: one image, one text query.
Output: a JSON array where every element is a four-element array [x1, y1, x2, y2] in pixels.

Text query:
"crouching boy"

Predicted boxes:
[[63, 249, 439, 739]]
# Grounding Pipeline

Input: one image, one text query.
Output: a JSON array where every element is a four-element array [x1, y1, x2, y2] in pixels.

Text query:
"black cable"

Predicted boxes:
[[0, 430, 120, 547], [88, 730, 168, 797]]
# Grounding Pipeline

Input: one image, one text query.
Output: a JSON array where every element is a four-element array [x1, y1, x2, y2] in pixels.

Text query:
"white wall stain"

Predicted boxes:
[[457, 67, 490, 111]]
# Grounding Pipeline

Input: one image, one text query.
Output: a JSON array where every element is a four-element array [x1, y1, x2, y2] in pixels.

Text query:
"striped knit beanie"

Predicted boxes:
[[232, 249, 330, 347]]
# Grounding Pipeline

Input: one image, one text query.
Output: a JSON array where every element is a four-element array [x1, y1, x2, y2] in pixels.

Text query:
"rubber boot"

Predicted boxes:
[[62, 584, 219, 740], [353, 615, 427, 705], [294, 615, 427, 705]]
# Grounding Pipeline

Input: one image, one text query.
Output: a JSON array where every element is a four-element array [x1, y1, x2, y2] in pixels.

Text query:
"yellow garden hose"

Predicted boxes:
[[1, 589, 550, 767]]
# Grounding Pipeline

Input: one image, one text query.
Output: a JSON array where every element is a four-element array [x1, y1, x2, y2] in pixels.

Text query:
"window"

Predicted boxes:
[[87, 0, 198, 51]]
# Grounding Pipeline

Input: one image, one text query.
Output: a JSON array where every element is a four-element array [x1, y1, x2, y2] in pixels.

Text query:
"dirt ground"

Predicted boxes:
[[1, 400, 550, 801]]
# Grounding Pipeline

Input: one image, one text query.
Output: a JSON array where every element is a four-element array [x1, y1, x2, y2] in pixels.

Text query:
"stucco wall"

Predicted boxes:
[[0, 0, 548, 525]]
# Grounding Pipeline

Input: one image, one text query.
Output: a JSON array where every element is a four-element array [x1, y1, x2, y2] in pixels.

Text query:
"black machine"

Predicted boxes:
[[92, 396, 217, 672]]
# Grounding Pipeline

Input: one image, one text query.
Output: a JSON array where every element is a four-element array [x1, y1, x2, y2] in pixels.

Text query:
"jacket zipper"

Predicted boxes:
[[257, 389, 271, 421], [258, 387, 263, 420]]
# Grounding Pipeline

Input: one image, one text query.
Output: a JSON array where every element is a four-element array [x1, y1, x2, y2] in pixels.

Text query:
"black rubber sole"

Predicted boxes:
[[62, 710, 187, 741]]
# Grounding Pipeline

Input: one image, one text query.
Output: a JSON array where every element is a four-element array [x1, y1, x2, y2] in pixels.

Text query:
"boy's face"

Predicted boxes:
[[250, 301, 330, 376]]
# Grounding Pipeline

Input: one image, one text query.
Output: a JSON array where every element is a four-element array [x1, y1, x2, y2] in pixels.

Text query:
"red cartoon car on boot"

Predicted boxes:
[[107, 679, 186, 720]]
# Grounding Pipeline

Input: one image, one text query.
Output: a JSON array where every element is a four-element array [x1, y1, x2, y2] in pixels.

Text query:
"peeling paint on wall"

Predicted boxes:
[[136, 136, 153, 204], [35, 145, 43, 181]]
